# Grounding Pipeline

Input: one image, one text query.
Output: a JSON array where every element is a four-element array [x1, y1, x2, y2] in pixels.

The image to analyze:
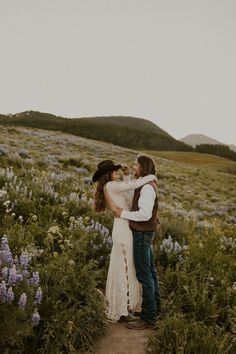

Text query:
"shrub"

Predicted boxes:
[[0, 235, 42, 352], [148, 313, 236, 354]]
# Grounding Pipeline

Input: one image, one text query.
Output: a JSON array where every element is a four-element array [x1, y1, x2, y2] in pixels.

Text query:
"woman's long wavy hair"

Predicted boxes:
[[93, 171, 114, 212]]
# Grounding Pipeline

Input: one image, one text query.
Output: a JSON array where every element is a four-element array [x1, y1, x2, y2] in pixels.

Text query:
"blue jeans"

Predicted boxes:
[[132, 230, 161, 324]]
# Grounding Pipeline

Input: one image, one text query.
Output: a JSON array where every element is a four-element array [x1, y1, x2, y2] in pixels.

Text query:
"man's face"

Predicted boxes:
[[133, 160, 141, 178]]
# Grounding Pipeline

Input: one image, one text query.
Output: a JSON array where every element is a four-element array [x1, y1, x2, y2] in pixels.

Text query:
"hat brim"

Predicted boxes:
[[92, 164, 122, 182]]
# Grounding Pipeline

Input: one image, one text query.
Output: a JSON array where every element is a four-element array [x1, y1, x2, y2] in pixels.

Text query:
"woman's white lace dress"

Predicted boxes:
[[103, 174, 156, 322]]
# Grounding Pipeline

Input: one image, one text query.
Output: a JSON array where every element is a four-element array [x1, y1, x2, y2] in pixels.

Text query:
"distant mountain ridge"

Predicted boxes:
[[0, 110, 192, 152], [181, 134, 236, 152]]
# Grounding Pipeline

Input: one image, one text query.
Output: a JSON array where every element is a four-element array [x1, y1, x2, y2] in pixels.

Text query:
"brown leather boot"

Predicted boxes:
[[126, 318, 156, 330]]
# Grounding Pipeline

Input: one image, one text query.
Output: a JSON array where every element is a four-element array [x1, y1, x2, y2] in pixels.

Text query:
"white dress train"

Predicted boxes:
[[103, 174, 156, 322]]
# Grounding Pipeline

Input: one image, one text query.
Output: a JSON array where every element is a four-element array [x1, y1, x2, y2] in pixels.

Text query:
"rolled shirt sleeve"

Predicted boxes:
[[120, 184, 156, 222]]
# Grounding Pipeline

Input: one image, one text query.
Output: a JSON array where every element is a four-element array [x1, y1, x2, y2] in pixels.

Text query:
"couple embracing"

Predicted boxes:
[[92, 155, 161, 330]]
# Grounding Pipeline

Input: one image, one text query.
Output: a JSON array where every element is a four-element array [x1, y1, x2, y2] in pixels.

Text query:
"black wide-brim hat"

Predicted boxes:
[[92, 160, 122, 182]]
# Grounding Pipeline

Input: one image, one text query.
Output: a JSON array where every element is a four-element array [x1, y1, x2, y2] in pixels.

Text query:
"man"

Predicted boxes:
[[114, 155, 161, 330]]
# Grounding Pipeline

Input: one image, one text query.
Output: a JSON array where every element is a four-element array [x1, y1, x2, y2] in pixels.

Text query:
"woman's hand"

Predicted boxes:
[[113, 207, 123, 218], [121, 163, 130, 175], [152, 174, 158, 183]]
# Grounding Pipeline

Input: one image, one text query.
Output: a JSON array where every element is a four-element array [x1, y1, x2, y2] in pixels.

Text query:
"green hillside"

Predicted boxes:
[[0, 110, 192, 152], [77, 115, 171, 136]]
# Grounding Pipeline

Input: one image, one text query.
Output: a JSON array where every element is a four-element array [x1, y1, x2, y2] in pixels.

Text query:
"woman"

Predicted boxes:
[[92, 160, 157, 323]]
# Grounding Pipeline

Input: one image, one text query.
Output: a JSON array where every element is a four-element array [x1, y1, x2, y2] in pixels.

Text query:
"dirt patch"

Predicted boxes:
[[81, 321, 154, 354]]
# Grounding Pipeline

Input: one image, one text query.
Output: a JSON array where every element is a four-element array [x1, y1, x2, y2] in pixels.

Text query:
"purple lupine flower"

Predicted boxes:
[[28, 271, 40, 286], [0, 281, 7, 303], [0, 236, 9, 249], [35, 287, 43, 304], [18, 292, 27, 310], [1, 266, 9, 280], [0, 235, 13, 265], [6, 286, 14, 304], [8, 265, 17, 285], [101, 226, 109, 238], [160, 235, 174, 255], [106, 236, 113, 246], [94, 222, 99, 231], [31, 309, 40, 326], [22, 269, 29, 278], [173, 241, 182, 254], [160, 235, 184, 256], [15, 273, 23, 282], [19, 252, 31, 268]]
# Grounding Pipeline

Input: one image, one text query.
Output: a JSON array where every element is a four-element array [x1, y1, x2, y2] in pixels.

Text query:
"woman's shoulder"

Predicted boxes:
[[104, 181, 113, 191], [104, 180, 121, 192]]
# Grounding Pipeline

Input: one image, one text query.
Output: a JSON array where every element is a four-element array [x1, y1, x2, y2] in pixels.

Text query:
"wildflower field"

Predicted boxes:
[[0, 125, 235, 353]]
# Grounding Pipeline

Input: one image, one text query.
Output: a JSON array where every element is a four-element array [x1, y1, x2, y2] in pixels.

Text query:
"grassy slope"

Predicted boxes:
[[1, 125, 235, 353], [1, 125, 235, 207]]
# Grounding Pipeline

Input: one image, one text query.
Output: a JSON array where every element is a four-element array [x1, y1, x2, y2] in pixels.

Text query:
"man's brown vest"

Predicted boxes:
[[129, 181, 160, 232]]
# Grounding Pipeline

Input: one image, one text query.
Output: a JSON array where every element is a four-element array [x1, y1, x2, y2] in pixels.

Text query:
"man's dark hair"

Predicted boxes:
[[137, 155, 156, 176]]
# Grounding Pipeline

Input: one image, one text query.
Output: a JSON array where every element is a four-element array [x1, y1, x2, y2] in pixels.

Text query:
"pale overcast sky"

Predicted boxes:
[[0, 0, 235, 144]]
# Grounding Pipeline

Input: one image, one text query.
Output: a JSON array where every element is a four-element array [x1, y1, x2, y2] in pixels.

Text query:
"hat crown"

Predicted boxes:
[[97, 160, 116, 170], [92, 160, 121, 182]]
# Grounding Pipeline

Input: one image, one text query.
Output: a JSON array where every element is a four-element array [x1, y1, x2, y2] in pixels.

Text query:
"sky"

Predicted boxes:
[[0, 0, 235, 144]]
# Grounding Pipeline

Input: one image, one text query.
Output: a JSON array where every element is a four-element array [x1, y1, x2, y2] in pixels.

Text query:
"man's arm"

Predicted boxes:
[[120, 184, 156, 221]]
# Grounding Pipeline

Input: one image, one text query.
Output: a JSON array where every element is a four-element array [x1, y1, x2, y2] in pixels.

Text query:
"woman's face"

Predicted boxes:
[[111, 170, 120, 181]]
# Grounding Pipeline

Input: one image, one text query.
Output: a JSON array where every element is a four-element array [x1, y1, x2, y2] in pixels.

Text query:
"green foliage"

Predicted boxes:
[[0, 215, 109, 353], [148, 313, 235, 354], [151, 225, 236, 354], [196, 144, 236, 162], [30, 245, 108, 353], [0, 235, 41, 353]]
